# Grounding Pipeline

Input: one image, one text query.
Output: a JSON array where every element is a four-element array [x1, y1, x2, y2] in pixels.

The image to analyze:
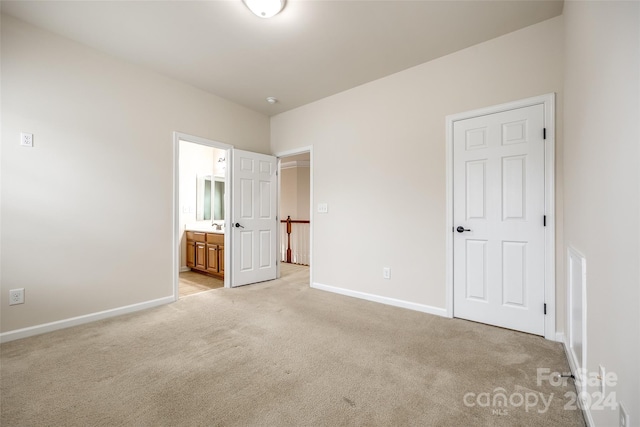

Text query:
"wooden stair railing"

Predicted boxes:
[[280, 216, 310, 263]]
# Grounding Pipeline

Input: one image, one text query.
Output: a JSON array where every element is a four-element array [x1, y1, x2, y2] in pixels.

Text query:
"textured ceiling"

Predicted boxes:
[[1, 0, 563, 116]]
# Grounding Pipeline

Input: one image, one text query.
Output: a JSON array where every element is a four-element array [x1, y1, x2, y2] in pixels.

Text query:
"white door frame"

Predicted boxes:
[[445, 93, 556, 340], [273, 146, 314, 285], [172, 132, 233, 300]]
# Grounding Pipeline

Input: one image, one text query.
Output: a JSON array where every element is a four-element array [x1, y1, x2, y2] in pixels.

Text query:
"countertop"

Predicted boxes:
[[185, 223, 225, 234]]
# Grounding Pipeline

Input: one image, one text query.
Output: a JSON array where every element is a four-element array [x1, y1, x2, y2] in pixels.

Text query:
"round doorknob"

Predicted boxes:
[[456, 226, 471, 233]]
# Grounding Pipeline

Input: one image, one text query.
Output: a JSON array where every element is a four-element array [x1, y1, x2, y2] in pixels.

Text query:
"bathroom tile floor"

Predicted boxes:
[[179, 271, 224, 298]]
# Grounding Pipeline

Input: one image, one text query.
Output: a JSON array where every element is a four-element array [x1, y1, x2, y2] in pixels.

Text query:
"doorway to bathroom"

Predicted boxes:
[[173, 132, 280, 298], [175, 134, 231, 298]]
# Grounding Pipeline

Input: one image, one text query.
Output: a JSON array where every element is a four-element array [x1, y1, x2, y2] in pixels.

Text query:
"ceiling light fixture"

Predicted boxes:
[[243, 0, 285, 18], [266, 97, 278, 105]]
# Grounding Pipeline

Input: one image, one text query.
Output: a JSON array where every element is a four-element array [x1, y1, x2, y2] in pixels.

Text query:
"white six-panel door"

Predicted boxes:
[[231, 149, 278, 287], [453, 104, 545, 335]]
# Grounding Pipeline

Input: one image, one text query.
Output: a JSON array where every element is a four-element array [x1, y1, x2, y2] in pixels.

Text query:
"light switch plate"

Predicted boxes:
[[317, 203, 328, 213]]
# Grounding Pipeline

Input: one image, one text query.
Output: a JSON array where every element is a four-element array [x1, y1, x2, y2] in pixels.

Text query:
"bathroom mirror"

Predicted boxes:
[[196, 175, 225, 221]]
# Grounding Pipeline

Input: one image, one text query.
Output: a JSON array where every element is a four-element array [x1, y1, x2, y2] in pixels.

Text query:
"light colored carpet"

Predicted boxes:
[[1, 264, 584, 426], [179, 271, 224, 298]]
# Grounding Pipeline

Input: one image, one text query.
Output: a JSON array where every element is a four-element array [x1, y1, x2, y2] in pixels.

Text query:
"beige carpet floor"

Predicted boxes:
[[1, 264, 584, 426]]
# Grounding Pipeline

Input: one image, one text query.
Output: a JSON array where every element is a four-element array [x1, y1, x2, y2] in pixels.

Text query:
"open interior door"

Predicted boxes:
[[230, 149, 278, 287]]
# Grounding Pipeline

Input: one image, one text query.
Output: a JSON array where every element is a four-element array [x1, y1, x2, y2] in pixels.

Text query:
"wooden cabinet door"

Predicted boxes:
[[195, 242, 206, 270], [206, 244, 219, 273], [218, 245, 224, 274], [186, 241, 195, 268]]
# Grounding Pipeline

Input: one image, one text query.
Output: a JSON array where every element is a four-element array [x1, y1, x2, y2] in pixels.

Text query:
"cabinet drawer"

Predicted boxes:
[[206, 233, 224, 245], [186, 231, 206, 243]]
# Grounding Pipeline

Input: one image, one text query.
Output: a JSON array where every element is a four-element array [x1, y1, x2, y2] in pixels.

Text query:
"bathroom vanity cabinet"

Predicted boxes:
[[186, 231, 224, 278]]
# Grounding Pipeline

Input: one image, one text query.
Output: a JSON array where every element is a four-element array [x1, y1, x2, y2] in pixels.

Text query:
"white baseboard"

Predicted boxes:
[[179, 266, 191, 273], [561, 333, 580, 376], [0, 296, 175, 343], [559, 333, 595, 427], [311, 282, 447, 317]]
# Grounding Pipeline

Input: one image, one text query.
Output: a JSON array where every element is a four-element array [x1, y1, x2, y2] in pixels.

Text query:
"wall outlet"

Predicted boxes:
[[383, 267, 391, 279], [9, 288, 25, 305], [619, 402, 629, 427], [20, 132, 33, 147], [599, 365, 606, 394]]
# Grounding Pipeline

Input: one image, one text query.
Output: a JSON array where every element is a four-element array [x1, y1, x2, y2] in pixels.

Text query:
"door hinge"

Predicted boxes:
[[544, 303, 547, 315], [543, 128, 547, 140], [543, 215, 546, 227]]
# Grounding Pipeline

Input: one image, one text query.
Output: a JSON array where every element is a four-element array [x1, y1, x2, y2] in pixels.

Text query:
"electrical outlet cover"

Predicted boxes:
[[20, 133, 33, 147], [9, 288, 25, 305]]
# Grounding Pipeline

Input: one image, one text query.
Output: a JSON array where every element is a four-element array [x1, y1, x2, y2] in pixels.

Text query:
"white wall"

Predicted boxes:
[[0, 15, 270, 334], [296, 167, 311, 222], [280, 165, 310, 221], [563, 1, 640, 424], [280, 168, 299, 220], [179, 142, 216, 226], [271, 17, 564, 314]]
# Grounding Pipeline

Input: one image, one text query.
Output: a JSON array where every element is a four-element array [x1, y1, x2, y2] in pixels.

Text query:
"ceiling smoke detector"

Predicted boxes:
[[266, 97, 278, 105]]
